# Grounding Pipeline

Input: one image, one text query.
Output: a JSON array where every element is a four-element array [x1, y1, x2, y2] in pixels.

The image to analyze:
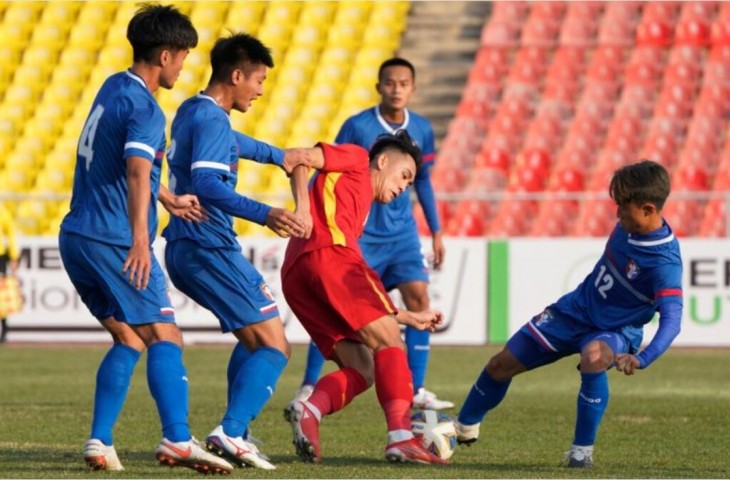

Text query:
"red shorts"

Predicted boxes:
[[282, 246, 396, 359]]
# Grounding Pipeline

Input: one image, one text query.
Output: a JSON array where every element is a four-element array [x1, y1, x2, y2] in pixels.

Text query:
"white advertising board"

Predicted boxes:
[[8, 236, 487, 345], [507, 238, 730, 347]]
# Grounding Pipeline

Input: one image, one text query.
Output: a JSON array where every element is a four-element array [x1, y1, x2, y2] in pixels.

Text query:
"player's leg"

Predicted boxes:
[[566, 332, 627, 468], [293, 340, 326, 401], [59, 232, 143, 471], [207, 317, 289, 469], [357, 315, 448, 464], [128, 257, 232, 474], [456, 310, 567, 445]]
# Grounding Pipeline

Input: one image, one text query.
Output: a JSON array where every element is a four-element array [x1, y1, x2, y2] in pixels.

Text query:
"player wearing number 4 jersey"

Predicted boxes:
[[59, 5, 231, 475], [456, 160, 683, 469]]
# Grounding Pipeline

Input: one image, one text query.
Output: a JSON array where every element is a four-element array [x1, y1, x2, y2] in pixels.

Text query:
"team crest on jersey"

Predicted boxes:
[[625, 259, 640, 280], [260, 283, 275, 301], [534, 310, 552, 326]]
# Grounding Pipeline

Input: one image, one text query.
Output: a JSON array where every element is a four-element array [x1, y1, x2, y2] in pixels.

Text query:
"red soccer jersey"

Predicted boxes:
[[282, 143, 372, 274]]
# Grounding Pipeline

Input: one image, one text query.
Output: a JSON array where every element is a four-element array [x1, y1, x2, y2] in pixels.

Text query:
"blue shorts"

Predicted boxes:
[[165, 239, 279, 333], [507, 308, 641, 371], [59, 231, 175, 325], [360, 236, 429, 291]]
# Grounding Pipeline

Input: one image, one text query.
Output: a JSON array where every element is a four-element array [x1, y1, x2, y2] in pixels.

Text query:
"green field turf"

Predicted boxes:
[[0, 344, 727, 478]]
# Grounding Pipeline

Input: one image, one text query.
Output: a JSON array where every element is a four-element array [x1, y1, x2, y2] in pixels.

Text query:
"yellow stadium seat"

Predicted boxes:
[[21, 45, 58, 72], [3, 2, 44, 27], [370, 1, 410, 25], [58, 46, 96, 72], [29, 23, 69, 50], [257, 21, 293, 51], [325, 23, 364, 49], [12, 63, 51, 90], [299, 2, 337, 25], [263, 2, 302, 25], [40, 1, 82, 25], [97, 45, 133, 69], [225, 2, 266, 34], [68, 22, 109, 50], [76, 2, 117, 25], [50, 64, 89, 95], [0, 165, 34, 192], [291, 24, 328, 48], [15, 198, 52, 234], [0, 23, 30, 50], [190, 2, 229, 27], [33, 168, 71, 194], [334, 2, 373, 25], [282, 45, 320, 67], [362, 22, 403, 50]]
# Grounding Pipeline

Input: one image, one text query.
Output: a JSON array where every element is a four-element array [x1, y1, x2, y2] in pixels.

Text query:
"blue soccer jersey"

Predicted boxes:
[[61, 70, 166, 247], [162, 94, 272, 249], [335, 107, 440, 242], [552, 221, 683, 331]]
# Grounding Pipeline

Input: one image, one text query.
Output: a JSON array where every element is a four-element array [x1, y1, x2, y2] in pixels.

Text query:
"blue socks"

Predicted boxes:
[[90, 344, 141, 445], [405, 327, 430, 392], [574, 371, 609, 446], [147, 341, 190, 442], [458, 368, 511, 425], [222, 346, 288, 438], [302, 341, 325, 386], [226, 342, 251, 406]]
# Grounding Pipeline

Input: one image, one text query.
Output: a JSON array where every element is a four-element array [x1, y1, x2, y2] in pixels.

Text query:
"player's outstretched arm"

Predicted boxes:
[[395, 309, 443, 332], [158, 185, 207, 223], [289, 147, 323, 239], [233, 131, 312, 174], [616, 302, 682, 375], [124, 156, 152, 290]]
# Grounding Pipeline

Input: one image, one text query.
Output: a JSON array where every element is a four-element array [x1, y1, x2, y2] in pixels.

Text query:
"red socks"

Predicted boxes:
[[374, 347, 413, 432], [306, 367, 368, 417]]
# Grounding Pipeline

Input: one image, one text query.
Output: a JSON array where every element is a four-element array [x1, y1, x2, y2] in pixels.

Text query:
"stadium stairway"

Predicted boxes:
[[398, 1, 492, 145]]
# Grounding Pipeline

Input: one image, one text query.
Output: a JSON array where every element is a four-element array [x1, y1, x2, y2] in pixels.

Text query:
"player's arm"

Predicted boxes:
[[158, 184, 207, 223], [412, 126, 444, 269], [616, 302, 682, 375], [124, 156, 152, 290], [233, 131, 311, 174], [395, 309, 444, 332], [289, 147, 324, 239]]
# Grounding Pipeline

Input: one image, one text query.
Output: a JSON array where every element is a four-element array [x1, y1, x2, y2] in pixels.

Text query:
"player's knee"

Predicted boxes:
[[485, 351, 520, 382], [580, 343, 614, 372]]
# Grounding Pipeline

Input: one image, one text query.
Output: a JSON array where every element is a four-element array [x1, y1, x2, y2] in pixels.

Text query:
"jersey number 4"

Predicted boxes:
[[78, 104, 105, 171], [594, 264, 614, 299]]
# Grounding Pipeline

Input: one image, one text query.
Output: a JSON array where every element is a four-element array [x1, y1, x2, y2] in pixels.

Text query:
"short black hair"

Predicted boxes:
[[378, 57, 416, 82], [127, 4, 198, 62], [610, 160, 671, 211], [209, 32, 274, 82], [368, 130, 422, 172]]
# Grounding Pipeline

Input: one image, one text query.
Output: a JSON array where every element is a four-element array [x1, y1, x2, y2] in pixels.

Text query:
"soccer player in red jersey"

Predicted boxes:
[[281, 131, 449, 465]]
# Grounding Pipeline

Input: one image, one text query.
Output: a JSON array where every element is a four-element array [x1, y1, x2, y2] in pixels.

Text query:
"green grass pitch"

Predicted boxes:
[[0, 344, 727, 478]]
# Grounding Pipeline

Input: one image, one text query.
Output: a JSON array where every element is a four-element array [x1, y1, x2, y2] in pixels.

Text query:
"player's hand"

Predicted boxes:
[[397, 309, 444, 332], [123, 242, 151, 290], [615, 354, 640, 376], [432, 232, 445, 270], [164, 194, 208, 223], [266, 207, 308, 238], [282, 148, 313, 174], [294, 206, 313, 239]]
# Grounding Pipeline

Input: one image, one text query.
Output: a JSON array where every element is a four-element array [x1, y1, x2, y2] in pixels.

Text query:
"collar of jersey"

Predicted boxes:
[[125, 69, 147, 89], [375, 106, 409, 133], [627, 221, 674, 246]]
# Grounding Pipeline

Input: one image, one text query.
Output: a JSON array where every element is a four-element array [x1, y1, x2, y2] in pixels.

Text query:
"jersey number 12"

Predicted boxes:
[[594, 264, 614, 299], [78, 104, 105, 171]]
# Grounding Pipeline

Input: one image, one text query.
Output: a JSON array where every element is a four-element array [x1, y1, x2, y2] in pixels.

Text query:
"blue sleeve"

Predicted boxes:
[[234, 131, 284, 167], [413, 162, 441, 233], [192, 171, 272, 225], [636, 302, 682, 368], [124, 97, 164, 161], [334, 118, 358, 145]]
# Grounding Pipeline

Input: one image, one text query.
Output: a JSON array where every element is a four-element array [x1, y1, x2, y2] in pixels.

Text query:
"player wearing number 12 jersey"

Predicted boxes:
[[455, 160, 683, 469]]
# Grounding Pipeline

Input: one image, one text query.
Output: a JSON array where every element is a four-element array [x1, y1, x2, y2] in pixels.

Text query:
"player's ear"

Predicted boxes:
[[641, 202, 657, 216], [376, 152, 388, 170], [158, 48, 171, 67], [231, 68, 243, 85]]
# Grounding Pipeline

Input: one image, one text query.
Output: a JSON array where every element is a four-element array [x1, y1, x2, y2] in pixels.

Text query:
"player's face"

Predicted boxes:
[[159, 48, 189, 89], [372, 151, 416, 203], [616, 201, 657, 234], [233, 64, 267, 113], [376, 65, 416, 112]]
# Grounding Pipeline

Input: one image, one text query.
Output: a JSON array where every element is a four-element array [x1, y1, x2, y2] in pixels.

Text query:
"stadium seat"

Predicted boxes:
[[675, 19, 711, 47], [636, 20, 674, 47]]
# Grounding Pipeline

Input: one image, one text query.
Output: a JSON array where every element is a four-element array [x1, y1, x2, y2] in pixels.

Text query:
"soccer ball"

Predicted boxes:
[[410, 409, 458, 460]]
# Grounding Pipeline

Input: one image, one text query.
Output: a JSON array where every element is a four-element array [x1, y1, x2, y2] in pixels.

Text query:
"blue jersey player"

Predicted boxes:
[[58, 5, 232, 474], [455, 160, 683, 468], [163, 33, 308, 470], [292, 58, 452, 411]]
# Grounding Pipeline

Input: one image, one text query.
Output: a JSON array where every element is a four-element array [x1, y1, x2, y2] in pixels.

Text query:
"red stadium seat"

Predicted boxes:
[[473, 147, 510, 174], [672, 166, 710, 191], [446, 210, 486, 237], [636, 20, 674, 47], [507, 165, 547, 192], [466, 167, 509, 191], [711, 19, 730, 46], [664, 61, 701, 86], [521, 17, 560, 47], [549, 167, 585, 192], [642, 2, 680, 23], [675, 19, 711, 47]]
